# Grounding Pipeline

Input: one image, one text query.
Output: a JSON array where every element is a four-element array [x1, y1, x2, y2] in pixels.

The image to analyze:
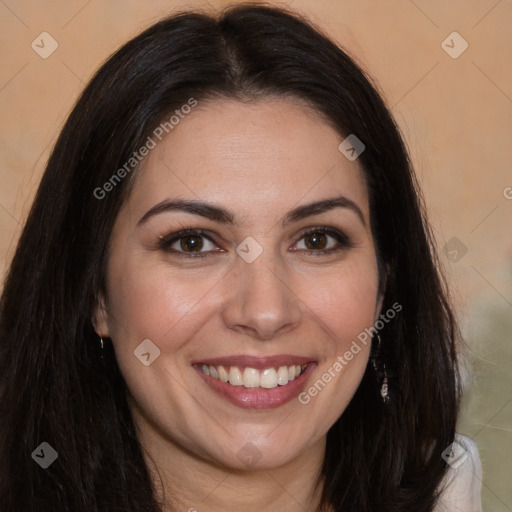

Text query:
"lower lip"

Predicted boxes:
[[194, 364, 317, 410]]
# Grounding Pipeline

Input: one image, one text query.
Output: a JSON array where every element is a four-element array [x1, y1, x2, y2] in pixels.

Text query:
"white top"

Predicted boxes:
[[435, 434, 483, 511]]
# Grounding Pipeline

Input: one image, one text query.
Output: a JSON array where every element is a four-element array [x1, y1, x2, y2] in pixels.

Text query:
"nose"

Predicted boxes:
[[220, 255, 302, 341]]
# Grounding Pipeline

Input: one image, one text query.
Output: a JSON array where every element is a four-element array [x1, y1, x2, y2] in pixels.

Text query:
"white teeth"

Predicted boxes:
[[201, 363, 308, 389], [277, 366, 289, 386], [228, 366, 243, 386], [260, 368, 278, 389], [218, 365, 229, 383], [209, 365, 218, 379], [243, 367, 260, 388]]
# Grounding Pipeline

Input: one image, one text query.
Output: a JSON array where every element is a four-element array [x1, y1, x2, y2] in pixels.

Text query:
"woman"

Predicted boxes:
[[0, 4, 482, 511]]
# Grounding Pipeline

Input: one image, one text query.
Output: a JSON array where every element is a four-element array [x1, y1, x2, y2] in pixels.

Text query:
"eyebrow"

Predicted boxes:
[[137, 195, 366, 228], [282, 196, 365, 227]]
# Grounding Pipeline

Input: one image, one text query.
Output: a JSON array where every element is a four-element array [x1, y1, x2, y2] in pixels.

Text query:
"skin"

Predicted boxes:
[[94, 98, 383, 511]]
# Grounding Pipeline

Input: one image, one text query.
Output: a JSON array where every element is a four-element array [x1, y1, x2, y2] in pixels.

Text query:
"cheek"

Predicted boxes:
[[104, 255, 218, 351], [296, 259, 380, 349], [292, 258, 378, 413], [294, 266, 377, 425]]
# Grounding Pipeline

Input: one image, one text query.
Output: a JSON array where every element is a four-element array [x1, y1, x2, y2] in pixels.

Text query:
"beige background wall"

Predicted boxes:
[[1, 0, 511, 509]]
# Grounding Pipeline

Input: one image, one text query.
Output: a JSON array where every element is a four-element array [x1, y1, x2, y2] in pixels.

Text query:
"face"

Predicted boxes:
[[95, 98, 382, 471]]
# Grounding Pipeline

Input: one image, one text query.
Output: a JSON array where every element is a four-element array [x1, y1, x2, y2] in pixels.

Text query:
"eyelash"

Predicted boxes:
[[158, 226, 353, 259]]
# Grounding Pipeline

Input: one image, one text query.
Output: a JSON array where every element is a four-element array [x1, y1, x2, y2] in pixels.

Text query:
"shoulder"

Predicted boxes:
[[434, 434, 483, 512]]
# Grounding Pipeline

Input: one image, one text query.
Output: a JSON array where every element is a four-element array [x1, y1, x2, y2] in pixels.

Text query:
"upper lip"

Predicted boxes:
[[192, 354, 315, 369]]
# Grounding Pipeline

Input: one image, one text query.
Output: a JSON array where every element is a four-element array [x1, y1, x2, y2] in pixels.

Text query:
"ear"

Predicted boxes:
[[92, 291, 110, 337]]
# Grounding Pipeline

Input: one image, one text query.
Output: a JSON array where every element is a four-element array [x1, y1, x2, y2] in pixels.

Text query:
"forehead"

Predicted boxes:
[[124, 98, 370, 226]]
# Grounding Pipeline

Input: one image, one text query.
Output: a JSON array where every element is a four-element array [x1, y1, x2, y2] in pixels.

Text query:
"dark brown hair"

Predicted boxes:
[[0, 4, 460, 511]]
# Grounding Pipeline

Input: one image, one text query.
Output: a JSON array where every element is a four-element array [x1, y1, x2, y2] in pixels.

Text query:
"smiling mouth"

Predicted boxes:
[[193, 356, 316, 409], [199, 363, 308, 389]]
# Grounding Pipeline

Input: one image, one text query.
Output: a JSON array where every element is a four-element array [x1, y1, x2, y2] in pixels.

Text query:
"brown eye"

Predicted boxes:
[[180, 235, 204, 252], [304, 231, 328, 250], [293, 227, 352, 255], [158, 229, 221, 258]]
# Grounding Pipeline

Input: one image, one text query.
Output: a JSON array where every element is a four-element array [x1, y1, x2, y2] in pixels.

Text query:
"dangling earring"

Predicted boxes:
[[372, 334, 390, 404], [99, 335, 105, 360], [380, 363, 389, 403]]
